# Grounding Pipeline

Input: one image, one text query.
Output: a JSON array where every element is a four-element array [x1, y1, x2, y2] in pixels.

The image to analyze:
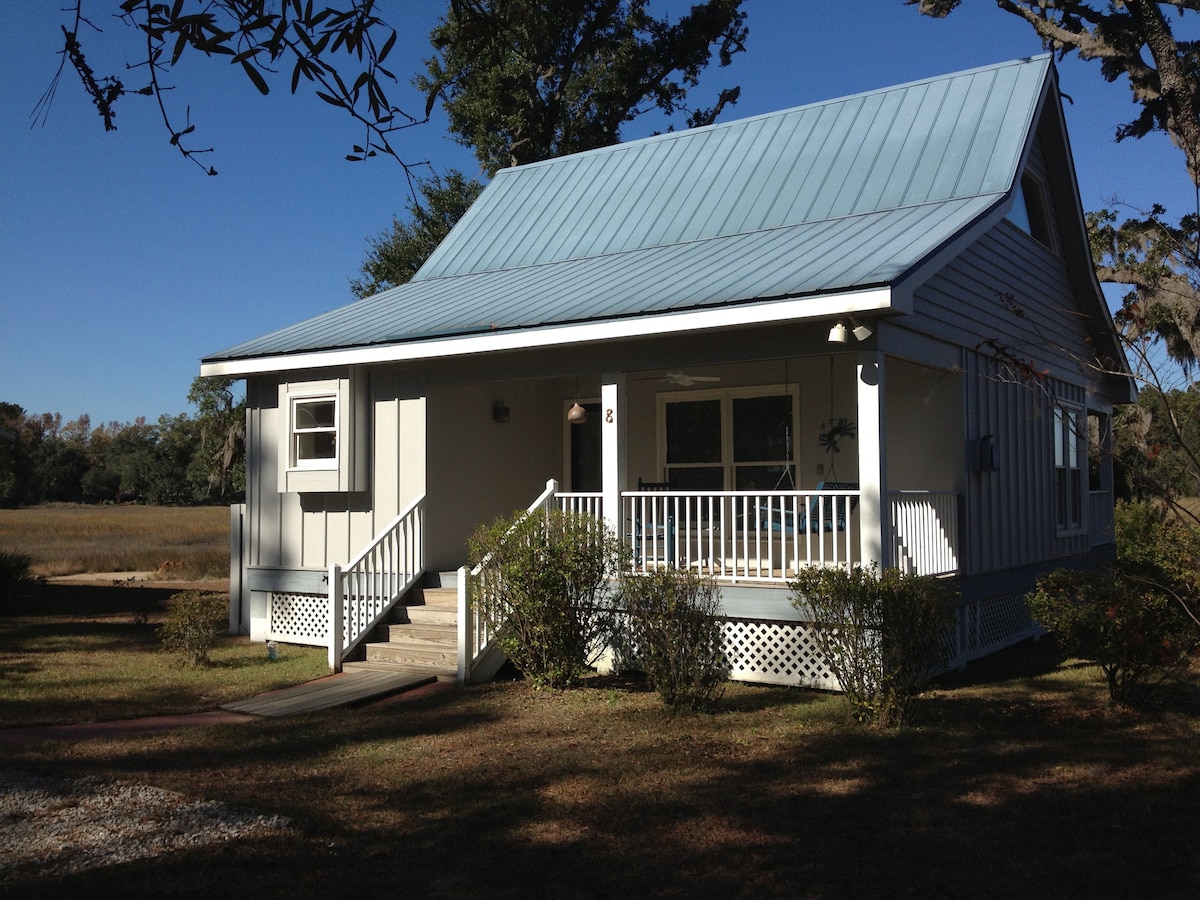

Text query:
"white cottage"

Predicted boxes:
[[201, 55, 1133, 688]]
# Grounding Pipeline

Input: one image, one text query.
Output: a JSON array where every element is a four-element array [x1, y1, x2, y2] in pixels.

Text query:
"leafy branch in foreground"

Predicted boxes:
[[38, 0, 427, 174]]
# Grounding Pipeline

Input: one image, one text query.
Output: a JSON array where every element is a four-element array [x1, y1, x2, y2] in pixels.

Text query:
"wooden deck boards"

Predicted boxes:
[[221, 670, 436, 717]]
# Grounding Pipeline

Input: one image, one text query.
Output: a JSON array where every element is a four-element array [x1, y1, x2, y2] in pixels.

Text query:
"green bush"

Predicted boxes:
[[622, 567, 728, 711], [1027, 501, 1200, 705], [158, 590, 228, 666], [790, 564, 958, 727], [0, 550, 34, 602], [469, 509, 624, 689]]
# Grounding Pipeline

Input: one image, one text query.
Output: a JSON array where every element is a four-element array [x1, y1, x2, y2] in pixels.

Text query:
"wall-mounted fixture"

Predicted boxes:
[[492, 401, 510, 424], [970, 433, 997, 472], [828, 317, 873, 344], [567, 401, 588, 424]]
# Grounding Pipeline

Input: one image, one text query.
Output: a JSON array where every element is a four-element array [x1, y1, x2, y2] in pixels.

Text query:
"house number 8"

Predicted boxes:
[[605, 409, 614, 423]]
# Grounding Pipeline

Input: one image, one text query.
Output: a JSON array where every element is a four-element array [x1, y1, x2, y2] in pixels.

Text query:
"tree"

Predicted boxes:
[[418, 0, 749, 176], [187, 376, 246, 503], [910, 2, 1200, 184], [913, 2, 1200, 514], [354, 1, 748, 295], [43, 0, 425, 174], [351, 169, 485, 296]]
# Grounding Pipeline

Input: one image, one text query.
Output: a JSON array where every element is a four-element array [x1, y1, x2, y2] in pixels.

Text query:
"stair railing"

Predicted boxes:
[[458, 478, 559, 683], [328, 494, 426, 671]]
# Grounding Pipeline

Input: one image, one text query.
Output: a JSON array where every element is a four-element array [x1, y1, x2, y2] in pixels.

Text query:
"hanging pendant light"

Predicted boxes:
[[568, 376, 588, 424]]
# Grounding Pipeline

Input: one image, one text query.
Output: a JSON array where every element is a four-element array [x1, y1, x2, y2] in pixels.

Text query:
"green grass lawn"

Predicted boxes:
[[2, 583, 1198, 898], [0, 584, 327, 727]]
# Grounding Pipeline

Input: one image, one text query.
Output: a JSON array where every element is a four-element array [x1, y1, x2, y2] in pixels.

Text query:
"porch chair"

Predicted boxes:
[[760, 481, 859, 534], [631, 478, 675, 563]]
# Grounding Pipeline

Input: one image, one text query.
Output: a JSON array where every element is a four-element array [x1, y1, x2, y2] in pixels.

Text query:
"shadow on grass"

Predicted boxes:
[[7, 674, 1199, 899]]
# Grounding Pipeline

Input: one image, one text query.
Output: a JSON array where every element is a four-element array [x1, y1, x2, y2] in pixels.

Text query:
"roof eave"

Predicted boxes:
[[199, 286, 895, 378]]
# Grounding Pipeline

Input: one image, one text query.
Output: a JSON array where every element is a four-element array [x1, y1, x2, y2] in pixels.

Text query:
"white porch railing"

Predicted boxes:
[[887, 490, 960, 577], [623, 489, 861, 582], [456, 482, 962, 681], [328, 495, 425, 671], [458, 479, 560, 683]]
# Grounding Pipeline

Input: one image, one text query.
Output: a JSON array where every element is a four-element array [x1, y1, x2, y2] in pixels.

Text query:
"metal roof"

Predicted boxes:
[[205, 55, 1052, 366]]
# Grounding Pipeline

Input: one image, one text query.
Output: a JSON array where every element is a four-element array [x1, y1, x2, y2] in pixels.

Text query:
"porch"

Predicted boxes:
[[559, 485, 960, 581]]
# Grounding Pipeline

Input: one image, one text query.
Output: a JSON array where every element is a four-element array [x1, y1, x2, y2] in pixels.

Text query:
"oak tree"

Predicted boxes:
[[418, 0, 748, 176]]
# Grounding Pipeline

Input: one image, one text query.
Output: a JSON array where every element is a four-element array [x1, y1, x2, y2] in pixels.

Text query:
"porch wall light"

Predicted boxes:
[[493, 401, 510, 424]]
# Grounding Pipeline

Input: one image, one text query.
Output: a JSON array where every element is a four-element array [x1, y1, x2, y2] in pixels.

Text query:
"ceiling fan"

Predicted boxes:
[[663, 370, 721, 387]]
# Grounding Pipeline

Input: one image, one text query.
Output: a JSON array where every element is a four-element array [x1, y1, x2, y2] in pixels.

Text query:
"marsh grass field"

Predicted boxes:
[[0, 504, 229, 580]]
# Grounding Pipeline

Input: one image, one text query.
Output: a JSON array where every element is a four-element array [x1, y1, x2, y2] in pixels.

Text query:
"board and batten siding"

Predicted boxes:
[[909, 143, 1103, 575], [242, 370, 426, 574]]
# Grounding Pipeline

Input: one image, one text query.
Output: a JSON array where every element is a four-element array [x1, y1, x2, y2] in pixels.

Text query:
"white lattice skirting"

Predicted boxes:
[[721, 619, 840, 690], [268, 589, 1037, 686], [956, 590, 1037, 665], [268, 592, 329, 646]]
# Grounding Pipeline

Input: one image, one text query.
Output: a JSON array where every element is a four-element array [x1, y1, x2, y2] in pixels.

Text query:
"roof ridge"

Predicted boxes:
[[499, 54, 1053, 175]]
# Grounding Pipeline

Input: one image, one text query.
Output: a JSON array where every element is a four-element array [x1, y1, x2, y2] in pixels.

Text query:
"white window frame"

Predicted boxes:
[[277, 369, 368, 494], [1006, 172, 1055, 250], [656, 384, 800, 491], [290, 393, 339, 471], [1054, 404, 1085, 533]]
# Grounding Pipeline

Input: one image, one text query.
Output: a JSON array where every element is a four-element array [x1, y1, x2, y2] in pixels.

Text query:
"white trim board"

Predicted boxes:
[[201, 287, 894, 378]]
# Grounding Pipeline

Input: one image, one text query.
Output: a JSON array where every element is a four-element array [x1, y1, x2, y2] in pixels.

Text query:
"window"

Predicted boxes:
[[277, 370, 368, 493], [292, 396, 338, 469], [661, 389, 796, 491], [1055, 406, 1083, 531], [1007, 173, 1054, 248]]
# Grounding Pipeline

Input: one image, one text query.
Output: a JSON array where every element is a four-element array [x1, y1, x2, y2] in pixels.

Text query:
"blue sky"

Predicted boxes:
[[1, 2, 1193, 426]]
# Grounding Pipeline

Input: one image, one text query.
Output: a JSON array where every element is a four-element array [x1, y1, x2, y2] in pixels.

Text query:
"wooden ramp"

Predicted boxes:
[[221, 670, 436, 717]]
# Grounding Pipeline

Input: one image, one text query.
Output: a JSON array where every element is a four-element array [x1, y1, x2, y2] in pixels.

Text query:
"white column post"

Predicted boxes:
[[857, 351, 889, 570], [328, 564, 344, 673], [456, 565, 469, 684], [600, 374, 628, 537]]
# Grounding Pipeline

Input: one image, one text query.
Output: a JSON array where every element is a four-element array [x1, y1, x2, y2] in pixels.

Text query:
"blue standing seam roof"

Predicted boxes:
[[205, 55, 1051, 364]]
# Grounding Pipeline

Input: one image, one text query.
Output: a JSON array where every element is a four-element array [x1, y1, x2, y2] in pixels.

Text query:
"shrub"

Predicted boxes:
[[0, 550, 34, 602], [790, 564, 958, 727], [1027, 501, 1200, 705], [469, 509, 624, 689], [158, 590, 228, 666], [622, 567, 727, 711]]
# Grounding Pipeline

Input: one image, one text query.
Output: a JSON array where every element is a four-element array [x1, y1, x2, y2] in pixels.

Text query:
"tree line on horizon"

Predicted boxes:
[[0, 378, 244, 509]]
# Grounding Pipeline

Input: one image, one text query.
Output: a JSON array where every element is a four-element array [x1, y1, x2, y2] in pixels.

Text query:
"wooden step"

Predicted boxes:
[[365, 640, 456, 671], [380, 623, 456, 648], [342, 660, 458, 682], [393, 604, 456, 626], [417, 586, 458, 607]]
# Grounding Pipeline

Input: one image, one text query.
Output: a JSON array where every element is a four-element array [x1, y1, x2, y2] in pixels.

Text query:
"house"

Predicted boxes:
[[201, 55, 1133, 689]]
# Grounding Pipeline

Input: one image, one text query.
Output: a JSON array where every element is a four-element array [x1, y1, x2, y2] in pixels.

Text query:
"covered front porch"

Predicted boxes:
[[515, 347, 966, 585], [557, 485, 960, 581]]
